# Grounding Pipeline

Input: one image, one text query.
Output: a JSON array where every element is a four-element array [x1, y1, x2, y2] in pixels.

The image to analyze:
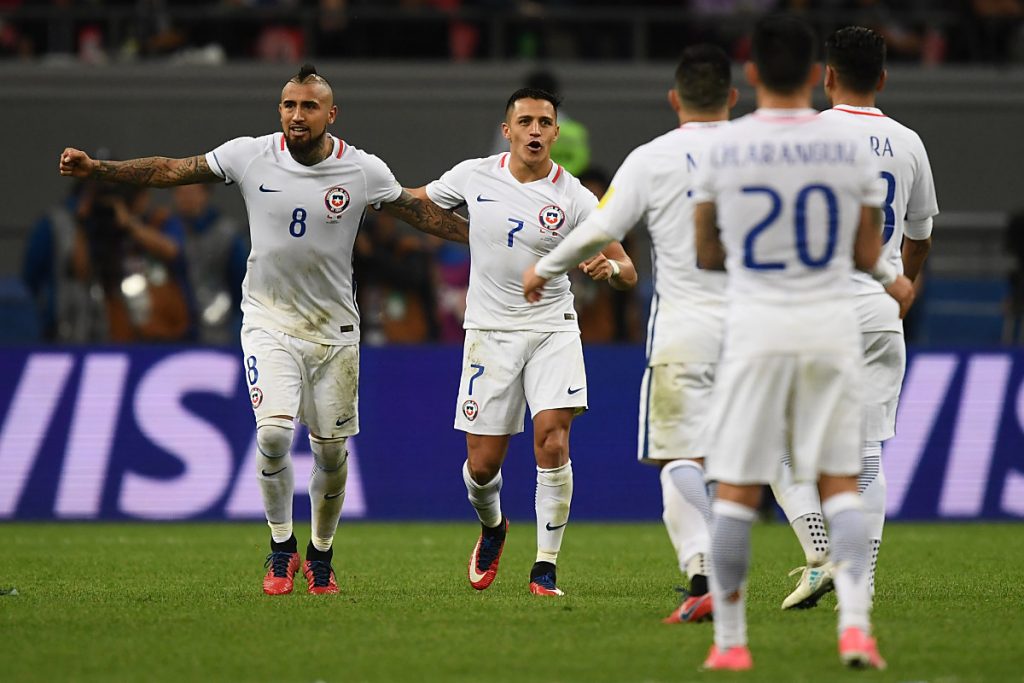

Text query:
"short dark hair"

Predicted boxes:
[[505, 87, 561, 118], [826, 26, 886, 94], [752, 14, 819, 95], [675, 43, 732, 112]]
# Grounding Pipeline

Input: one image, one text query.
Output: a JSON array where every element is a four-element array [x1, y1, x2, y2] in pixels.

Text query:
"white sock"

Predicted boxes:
[[823, 492, 872, 635], [660, 460, 711, 577], [859, 441, 886, 594], [463, 461, 502, 528], [772, 454, 829, 565], [256, 421, 295, 544], [309, 436, 348, 552], [710, 500, 757, 650], [536, 461, 573, 564]]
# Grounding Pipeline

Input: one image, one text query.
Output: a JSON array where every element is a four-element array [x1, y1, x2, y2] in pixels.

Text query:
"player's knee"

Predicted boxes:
[[534, 427, 569, 464], [310, 435, 348, 472], [256, 423, 294, 459]]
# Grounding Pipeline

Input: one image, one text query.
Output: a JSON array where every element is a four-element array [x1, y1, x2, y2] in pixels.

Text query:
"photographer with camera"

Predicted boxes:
[[75, 181, 190, 343]]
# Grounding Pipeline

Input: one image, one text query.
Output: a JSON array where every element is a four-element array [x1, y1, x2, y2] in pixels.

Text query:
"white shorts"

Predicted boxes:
[[454, 329, 587, 435], [240, 323, 359, 439], [705, 352, 863, 485], [637, 362, 716, 464], [860, 331, 906, 442]]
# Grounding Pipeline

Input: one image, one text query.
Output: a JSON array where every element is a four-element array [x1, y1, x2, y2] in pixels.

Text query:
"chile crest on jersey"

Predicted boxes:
[[538, 204, 566, 235], [324, 186, 351, 223]]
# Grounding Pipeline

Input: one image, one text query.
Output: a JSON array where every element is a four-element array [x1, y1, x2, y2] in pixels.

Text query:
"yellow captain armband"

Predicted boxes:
[[597, 186, 615, 210]]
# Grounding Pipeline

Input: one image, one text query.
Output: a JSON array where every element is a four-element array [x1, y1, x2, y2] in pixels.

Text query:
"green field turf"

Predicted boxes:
[[1, 521, 1021, 683]]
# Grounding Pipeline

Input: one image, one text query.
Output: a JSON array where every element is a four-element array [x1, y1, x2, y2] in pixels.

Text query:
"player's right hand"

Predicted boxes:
[[59, 148, 95, 179], [885, 274, 915, 319]]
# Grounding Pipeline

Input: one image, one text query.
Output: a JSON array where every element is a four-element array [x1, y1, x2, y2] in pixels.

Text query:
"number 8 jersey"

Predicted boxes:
[[206, 133, 402, 345], [426, 153, 597, 332]]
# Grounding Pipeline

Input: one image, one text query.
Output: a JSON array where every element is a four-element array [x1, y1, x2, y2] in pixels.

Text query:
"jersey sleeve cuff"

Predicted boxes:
[[904, 216, 934, 240]]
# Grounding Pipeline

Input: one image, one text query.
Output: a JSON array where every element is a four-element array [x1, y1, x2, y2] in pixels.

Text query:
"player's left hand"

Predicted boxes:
[[885, 274, 916, 319], [580, 253, 615, 281], [522, 266, 548, 303]]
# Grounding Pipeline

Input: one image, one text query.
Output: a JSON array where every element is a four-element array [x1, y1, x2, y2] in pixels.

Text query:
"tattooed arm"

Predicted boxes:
[[381, 188, 469, 244], [59, 148, 218, 187]]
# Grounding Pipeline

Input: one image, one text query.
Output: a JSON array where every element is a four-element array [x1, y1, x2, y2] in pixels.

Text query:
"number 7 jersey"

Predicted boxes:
[[206, 134, 402, 345], [426, 153, 597, 332]]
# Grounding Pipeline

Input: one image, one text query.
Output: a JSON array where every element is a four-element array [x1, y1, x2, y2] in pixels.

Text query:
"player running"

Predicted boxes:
[[58, 64, 468, 596], [522, 44, 737, 623], [692, 15, 913, 671], [411, 87, 637, 597], [771, 25, 939, 610]]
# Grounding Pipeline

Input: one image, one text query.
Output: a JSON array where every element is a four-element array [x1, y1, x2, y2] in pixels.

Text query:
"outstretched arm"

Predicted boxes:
[[59, 148, 218, 187], [380, 188, 469, 244]]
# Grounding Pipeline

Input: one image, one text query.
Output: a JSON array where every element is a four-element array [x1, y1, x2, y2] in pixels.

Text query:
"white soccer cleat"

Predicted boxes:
[[781, 562, 835, 610]]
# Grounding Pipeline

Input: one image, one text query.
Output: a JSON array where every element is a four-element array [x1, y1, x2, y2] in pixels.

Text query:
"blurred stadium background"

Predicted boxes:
[[1, 1, 1023, 522]]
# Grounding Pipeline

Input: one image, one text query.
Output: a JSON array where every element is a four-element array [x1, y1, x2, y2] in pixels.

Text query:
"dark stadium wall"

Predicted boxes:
[[3, 63, 1024, 277]]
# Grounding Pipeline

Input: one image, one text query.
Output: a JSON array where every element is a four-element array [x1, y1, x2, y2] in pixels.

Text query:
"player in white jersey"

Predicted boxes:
[[690, 16, 915, 671], [523, 44, 737, 622], [411, 88, 637, 597], [771, 25, 938, 610], [59, 64, 468, 596]]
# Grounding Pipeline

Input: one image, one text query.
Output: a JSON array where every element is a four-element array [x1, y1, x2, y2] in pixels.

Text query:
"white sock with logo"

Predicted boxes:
[[256, 420, 295, 544], [710, 500, 757, 650], [536, 461, 573, 564], [823, 492, 872, 635], [309, 436, 348, 553]]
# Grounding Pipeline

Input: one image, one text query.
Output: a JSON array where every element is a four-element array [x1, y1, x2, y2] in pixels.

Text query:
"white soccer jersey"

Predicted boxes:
[[206, 134, 402, 345], [692, 108, 884, 354], [427, 153, 597, 332], [585, 122, 727, 364], [820, 105, 940, 333]]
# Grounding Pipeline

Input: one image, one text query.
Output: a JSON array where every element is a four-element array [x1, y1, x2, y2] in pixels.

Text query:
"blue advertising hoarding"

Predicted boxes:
[[1, 346, 1022, 521]]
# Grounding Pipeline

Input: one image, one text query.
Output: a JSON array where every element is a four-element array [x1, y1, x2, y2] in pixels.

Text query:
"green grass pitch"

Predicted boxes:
[[1, 521, 1021, 682]]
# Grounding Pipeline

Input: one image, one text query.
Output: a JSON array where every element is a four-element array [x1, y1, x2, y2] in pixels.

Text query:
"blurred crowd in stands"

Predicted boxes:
[[1, 1, 1023, 65]]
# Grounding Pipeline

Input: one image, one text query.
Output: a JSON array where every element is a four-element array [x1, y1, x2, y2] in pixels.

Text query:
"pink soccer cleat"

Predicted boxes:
[[262, 551, 300, 595], [839, 627, 887, 670], [701, 645, 753, 671]]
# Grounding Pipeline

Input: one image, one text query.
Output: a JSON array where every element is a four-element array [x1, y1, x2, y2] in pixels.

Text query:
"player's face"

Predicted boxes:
[[503, 98, 559, 165], [279, 82, 337, 156]]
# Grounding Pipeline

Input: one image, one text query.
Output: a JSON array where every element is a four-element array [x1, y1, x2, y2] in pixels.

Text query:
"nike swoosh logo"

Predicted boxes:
[[324, 490, 344, 500], [476, 194, 498, 203], [336, 416, 354, 427], [567, 387, 584, 395], [261, 467, 287, 477], [468, 540, 488, 583], [545, 522, 568, 531], [259, 184, 281, 193]]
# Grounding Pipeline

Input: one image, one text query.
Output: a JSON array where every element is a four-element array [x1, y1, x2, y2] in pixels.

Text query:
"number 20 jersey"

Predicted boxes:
[[692, 109, 884, 306], [427, 153, 598, 332], [206, 134, 402, 345]]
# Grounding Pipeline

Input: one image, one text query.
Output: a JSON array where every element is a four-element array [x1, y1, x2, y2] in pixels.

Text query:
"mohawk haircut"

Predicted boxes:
[[290, 63, 333, 90], [826, 26, 886, 94], [505, 87, 561, 119], [675, 43, 732, 112], [752, 14, 819, 95]]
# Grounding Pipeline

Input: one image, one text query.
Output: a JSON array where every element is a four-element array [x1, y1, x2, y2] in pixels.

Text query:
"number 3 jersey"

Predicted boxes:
[[426, 153, 597, 332], [819, 105, 939, 333], [206, 133, 402, 345]]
